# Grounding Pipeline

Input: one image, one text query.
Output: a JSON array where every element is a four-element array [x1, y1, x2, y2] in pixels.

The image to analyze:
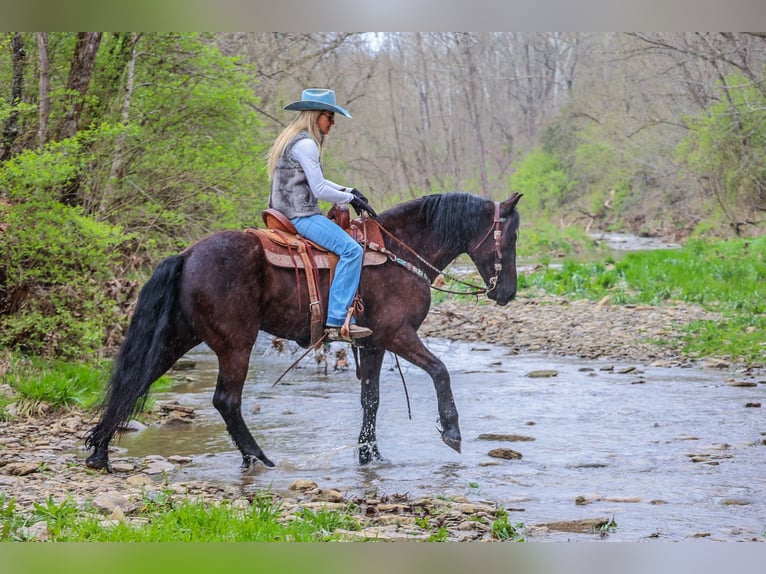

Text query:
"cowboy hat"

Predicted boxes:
[[283, 88, 352, 118]]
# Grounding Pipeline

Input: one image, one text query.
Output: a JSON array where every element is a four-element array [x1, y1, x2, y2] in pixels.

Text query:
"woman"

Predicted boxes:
[[267, 88, 376, 342]]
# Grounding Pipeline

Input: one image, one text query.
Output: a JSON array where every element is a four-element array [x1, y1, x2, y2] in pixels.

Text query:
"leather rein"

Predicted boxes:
[[368, 201, 505, 297]]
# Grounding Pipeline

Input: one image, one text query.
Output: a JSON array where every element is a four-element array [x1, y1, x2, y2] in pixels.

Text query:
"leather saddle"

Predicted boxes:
[[244, 205, 387, 346], [248, 206, 387, 270]]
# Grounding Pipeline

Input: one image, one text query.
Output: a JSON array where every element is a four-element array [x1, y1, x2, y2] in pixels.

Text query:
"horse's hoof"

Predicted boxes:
[[358, 443, 383, 465], [441, 429, 462, 454], [241, 454, 275, 470], [260, 455, 275, 468], [85, 455, 112, 472]]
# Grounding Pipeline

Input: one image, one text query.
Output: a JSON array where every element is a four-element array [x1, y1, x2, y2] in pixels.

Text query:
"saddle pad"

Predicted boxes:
[[247, 228, 387, 269]]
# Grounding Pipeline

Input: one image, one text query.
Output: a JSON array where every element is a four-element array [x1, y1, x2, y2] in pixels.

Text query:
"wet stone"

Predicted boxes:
[[537, 517, 612, 534], [143, 460, 175, 475], [526, 370, 558, 378], [289, 479, 318, 491], [726, 379, 757, 387], [720, 498, 753, 506], [488, 448, 522, 460], [110, 462, 136, 473], [477, 433, 535, 442]]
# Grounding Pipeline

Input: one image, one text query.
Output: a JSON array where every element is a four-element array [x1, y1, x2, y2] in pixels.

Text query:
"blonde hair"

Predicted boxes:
[[267, 110, 324, 181]]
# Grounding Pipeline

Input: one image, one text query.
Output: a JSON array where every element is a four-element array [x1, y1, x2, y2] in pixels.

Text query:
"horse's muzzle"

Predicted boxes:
[[488, 289, 516, 306]]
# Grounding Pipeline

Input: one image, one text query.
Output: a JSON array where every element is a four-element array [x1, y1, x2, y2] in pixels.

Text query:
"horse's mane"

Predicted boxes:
[[386, 192, 489, 252]]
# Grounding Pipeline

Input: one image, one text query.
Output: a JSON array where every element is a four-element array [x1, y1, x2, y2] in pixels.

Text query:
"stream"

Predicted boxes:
[[116, 335, 766, 541]]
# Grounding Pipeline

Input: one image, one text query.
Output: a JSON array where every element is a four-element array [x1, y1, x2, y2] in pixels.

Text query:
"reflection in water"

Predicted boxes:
[[116, 336, 766, 541]]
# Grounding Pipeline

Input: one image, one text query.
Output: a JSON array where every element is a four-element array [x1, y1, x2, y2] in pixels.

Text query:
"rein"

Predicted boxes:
[[368, 201, 505, 297]]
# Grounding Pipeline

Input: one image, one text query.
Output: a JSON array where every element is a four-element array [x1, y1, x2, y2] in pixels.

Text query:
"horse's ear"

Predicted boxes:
[[501, 193, 523, 213]]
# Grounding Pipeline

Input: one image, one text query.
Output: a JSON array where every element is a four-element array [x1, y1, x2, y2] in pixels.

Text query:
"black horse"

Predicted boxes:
[[86, 192, 522, 470]]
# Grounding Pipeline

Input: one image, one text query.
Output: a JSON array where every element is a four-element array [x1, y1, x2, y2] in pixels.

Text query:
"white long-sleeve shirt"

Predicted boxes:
[[291, 137, 354, 205]]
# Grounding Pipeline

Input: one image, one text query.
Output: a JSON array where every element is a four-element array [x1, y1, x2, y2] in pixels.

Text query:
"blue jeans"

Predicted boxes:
[[291, 214, 363, 326]]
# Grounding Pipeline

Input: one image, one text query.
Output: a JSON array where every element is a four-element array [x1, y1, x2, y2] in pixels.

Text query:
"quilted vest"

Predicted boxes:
[[268, 131, 321, 219]]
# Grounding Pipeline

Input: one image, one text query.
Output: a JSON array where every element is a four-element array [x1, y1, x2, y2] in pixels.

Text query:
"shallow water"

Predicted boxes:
[[115, 337, 766, 541]]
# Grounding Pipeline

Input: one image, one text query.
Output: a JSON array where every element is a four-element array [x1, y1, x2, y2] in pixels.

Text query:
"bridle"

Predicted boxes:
[[370, 201, 506, 296], [468, 201, 505, 294]]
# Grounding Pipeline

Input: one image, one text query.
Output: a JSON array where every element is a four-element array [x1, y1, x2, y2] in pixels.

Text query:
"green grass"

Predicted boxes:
[[1, 354, 175, 419], [1, 491, 362, 542], [518, 236, 766, 364], [2, 357, 110, 414]]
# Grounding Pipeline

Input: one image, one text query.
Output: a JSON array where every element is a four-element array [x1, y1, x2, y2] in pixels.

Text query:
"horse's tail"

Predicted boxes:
[[86, 254, 188, 453]]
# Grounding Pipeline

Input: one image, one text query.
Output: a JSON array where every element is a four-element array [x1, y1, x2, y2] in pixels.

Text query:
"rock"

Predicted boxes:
[[3, 462, 40, 476], [120, 420, 147, 432], [163, 411, 193, 425], [171, 359, 196, 371], [311, 488, 344, 503], [168, 455, 193, 464], [109, 505, 127, 522], [488, 448, 522, 460], [537, 517, 612, 534], [477, 433, 535, 442], [93, 491, 131, 513], [20, 521, 50, 541], [0, 384, 18, 398], [720, 498, 752, 506], [143, 460, 175, 475], [725, 379, 757, 387], [702, 358, 730, 369], [110, 462, 136, 473], [158, 402, 195, 414], [526, 370, 558, 378], [289, 479, 318, 491], [126, 474, 154, 487]]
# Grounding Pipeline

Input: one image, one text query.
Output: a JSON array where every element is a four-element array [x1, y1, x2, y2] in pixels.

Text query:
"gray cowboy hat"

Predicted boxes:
[[283, 88, 352, 118]]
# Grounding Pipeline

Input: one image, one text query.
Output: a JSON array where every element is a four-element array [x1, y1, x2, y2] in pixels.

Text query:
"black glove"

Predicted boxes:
[[349, 188, 370, 204], [348, 189, 378, 218]]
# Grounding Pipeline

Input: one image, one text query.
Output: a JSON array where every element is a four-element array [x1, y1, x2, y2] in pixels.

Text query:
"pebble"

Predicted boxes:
[[93, 491, 132, 513], [526, 370, 558, 378], [143, 460, 175, 475], [487, 448, 522, 460]]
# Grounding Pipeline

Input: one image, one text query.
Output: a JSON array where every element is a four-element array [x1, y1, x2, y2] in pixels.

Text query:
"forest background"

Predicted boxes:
[[1, 32, 765, 361]]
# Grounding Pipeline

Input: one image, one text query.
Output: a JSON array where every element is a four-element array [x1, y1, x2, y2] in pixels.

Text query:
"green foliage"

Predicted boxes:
[[509, 147, 575, 215], [0, 33, 273, 361], [490, 509, 525, 541], [676, 73, 766, 215], [517, 221, 601, 260], [0, 139, 128, 359], [4, 356, 110, 411], [96, 33, 270, 253], [0, 493, 25, 541], [0, 491, 361, 542]]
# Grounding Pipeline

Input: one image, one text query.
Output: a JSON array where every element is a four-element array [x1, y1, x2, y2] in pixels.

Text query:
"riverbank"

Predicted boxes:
[[1, 293, 763, 541], [422, 291, 738, 369]]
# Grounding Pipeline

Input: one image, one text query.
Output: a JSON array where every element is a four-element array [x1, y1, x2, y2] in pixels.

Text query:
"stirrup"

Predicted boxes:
[[325, 324, 372, 342]]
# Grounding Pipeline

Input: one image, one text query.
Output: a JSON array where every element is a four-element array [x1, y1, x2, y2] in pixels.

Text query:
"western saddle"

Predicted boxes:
[[246, 205, 386, 345]]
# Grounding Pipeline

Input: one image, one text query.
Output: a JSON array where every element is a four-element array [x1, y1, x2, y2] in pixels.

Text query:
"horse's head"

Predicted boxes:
[[468, 193, 522, 306]]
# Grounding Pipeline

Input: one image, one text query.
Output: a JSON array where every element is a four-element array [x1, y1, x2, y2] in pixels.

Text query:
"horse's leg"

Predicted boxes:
[[386, 330, 461, 453], [213, 346, 275, 469], [357, 346, 386, 464]]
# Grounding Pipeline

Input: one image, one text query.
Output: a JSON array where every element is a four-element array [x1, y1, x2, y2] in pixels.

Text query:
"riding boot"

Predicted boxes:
[[325, 307, 372, 342]]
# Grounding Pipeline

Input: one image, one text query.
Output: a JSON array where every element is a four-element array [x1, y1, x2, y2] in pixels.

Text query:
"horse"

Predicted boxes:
[[85, 191, 522, 470]]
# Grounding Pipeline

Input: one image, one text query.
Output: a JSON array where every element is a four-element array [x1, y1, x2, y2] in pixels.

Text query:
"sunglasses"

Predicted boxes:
[[320, 112, 335, 123]]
